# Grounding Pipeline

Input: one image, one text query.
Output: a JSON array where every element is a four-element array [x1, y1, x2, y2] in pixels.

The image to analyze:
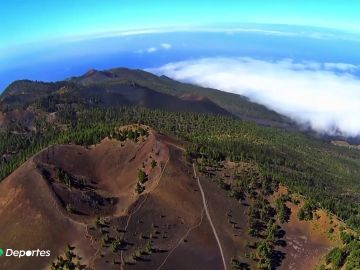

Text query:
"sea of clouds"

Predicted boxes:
[[151, 57, 360, 136]]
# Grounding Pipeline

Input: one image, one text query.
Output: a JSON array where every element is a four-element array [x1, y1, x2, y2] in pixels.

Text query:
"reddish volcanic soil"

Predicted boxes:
[[0, 126, 343, 270]]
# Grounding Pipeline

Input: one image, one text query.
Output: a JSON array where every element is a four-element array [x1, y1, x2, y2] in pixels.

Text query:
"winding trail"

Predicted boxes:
[[193, 163, 227, 270], [162, 143, 227, 270], [156, 208, 205, 270], [120, 157, 170, 269], [91, 140, 227, 270]]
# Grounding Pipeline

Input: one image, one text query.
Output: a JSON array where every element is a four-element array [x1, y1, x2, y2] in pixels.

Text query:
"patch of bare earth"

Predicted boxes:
[[271, 187, 343, 270]]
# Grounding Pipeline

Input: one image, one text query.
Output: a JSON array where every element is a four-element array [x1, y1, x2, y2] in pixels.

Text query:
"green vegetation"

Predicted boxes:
[[134, 169, 148, 194], [322, 230, 360, 269], [255, 240, 273, 269], [51, 244, 86, 270], [145, 241, 153, 254], [135, 182, 145, 194], [110, 238, 123, 253], [346, 249, 360, 270], [111, 126, 148, 142], [341, 231, 355, 244], [4, 72, 360, 269], [57, 169, 73, 190], [1, 106, 360, 233], [101, 233, 109, 246], [151, 160, 157, 168], [297, 201, 316, 221], [231, 257, 250, 270], [66, 203, 75, 213], [275, 197, 291, 223], [326, 247, 346, 269], [94, 216, 105, 229], [137, 169, 148, 184], [238, 172, 284, 268]]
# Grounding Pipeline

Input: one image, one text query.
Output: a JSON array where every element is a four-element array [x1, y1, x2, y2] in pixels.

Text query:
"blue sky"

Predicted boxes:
[[1, 1, 360, 135], [1, 0, 360, 50]]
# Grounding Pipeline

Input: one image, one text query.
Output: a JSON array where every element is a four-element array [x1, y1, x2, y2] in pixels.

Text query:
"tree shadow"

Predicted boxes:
[[271, 250, 286, 269]]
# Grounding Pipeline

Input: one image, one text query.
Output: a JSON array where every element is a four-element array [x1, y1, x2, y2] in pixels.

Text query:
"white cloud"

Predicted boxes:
[[136, 43, 171, 55], [150, 57, 360, 136], [68, 26, 360, 43], [324, 62, 358, 72], [161, 43, 172, 49], [147, 47, 157, 53]]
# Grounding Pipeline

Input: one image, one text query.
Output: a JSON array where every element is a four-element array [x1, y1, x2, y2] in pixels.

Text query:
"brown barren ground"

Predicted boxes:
[[0, 126, 343, 270], [270, 186, 343, 270]]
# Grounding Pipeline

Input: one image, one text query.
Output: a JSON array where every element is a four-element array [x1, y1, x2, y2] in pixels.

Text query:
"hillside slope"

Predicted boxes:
[[70, 68, 293, 127], [0, 69, 359, 270], [0, 68, 293, 131], [0, 125, 352, 270]]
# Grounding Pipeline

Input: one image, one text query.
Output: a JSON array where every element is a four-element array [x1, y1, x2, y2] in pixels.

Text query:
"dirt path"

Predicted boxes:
[[162, 142, 228, 270], [156, 208, 205, 270], [120, 157, 170, 269], [163, 141, 185, 152], [193, 163, 227, 270]]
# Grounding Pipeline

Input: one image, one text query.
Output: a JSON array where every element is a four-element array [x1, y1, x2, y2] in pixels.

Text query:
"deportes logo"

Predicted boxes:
[[0, 247, 50, 258]]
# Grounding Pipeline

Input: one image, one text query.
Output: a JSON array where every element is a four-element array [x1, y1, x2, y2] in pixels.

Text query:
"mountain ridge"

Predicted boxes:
[[4, 67, 360, 145], [0, 67, 294, 130]]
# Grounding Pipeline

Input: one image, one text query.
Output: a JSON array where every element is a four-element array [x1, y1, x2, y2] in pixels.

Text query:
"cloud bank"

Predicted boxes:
[[151, 57, 360, 136]]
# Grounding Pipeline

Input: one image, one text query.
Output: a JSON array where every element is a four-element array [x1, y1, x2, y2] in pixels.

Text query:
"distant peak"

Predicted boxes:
[[82, 69, 115, 80], [84, 68, 99, 76]]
